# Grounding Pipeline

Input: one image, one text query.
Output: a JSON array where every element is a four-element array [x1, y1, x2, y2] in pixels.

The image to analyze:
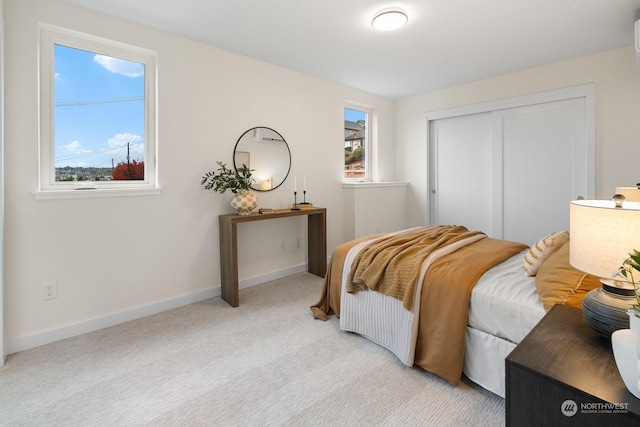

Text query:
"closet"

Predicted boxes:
[[428, 85, 595, 246]]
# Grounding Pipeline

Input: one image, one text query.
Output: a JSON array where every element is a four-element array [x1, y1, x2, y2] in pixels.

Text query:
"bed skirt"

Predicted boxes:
[[463, 326, 517, 398]]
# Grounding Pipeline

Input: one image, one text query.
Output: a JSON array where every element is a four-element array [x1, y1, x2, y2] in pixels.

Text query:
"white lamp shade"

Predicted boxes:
[[570, 200, 640, 279], [615, 187, 640, 203]]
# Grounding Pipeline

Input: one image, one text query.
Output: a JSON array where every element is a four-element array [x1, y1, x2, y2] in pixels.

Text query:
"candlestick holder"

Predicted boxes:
[[291, 191, 300, 210], [299, 190, 310, 205]]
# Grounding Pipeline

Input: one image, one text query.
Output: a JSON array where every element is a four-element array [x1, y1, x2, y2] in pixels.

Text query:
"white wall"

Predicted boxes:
[[396, 47, 640, 227], [342, 183, 408, 240], [3, 0, 397, 350]]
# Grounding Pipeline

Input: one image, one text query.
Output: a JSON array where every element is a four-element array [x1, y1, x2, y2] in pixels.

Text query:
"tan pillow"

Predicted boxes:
[[523, 230, 569, 276], [535, 241, 601, 311]]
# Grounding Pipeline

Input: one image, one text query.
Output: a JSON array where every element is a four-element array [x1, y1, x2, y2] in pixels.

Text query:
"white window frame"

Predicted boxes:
[[36, 23, 159, 199], [343, 102, 373, 183]]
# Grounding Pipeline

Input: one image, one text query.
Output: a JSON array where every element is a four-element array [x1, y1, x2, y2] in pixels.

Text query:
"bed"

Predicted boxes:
[[310, 225, 600, 397]]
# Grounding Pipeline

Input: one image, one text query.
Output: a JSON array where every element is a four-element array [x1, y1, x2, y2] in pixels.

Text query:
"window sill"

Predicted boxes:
[[33, 187, 163, 200], [342, 181, 408, 189]]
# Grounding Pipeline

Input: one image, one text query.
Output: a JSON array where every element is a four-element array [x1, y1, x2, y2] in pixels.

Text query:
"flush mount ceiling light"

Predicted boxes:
[[372, 8, 408, 31]]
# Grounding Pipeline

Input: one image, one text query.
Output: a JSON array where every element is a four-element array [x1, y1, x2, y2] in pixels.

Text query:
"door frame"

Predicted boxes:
[[425, 84, 595, 226]]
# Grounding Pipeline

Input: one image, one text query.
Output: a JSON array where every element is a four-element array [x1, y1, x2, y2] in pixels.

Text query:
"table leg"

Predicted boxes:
[[307, 212, 327, 278], [219, 219, 239, 307]]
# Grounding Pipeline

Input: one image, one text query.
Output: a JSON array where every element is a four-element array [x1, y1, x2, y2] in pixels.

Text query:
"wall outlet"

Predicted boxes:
[[295, 237, 301, 249], [280, 240, 286, 252], [42, 281, 57, 300]]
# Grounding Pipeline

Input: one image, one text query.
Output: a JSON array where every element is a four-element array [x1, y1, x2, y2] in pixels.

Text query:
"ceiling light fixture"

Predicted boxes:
[[372, 8, 408, 31]]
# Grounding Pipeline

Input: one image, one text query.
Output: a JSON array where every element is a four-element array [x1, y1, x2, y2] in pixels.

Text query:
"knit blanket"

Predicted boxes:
[[346, 225, 484, 310]]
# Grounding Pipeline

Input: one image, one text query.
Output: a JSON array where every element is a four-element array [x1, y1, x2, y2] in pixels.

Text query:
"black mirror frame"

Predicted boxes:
[[233, 126, 292, 192]]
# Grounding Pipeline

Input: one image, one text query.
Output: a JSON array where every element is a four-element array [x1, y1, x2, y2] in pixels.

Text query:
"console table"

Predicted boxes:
[[219, 207, 327, 307], [506, 304, 640, 426]]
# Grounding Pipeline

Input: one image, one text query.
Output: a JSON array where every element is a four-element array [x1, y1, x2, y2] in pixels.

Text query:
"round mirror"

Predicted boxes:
[[233, 127, 291, 192]]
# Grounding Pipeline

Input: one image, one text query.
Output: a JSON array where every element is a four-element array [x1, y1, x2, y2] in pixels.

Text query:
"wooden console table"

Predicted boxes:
[[219, 207, 327, 307]]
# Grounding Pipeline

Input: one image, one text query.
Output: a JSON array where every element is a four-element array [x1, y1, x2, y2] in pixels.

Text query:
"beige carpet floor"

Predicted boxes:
[[0, 273, 504, 426]]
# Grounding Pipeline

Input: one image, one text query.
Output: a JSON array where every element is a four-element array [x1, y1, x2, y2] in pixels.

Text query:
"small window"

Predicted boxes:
[[344, 106, 370, 181], [38, 24, 157, 193]]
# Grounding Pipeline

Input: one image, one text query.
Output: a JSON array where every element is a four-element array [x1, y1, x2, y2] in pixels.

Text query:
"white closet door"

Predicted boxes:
[[496, 98, 587, 245], [428, 112, 493, 235], [428, 90, 592, 246]]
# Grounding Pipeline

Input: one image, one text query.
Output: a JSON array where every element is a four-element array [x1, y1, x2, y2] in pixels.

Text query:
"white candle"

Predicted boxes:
[[304, 176, 307, 191], [294, 177, 297, 192]]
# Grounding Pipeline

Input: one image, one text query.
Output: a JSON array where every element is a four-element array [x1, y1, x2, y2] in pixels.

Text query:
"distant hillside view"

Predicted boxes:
[[56, 161, 144, 181], [56, 166, 113, 181]]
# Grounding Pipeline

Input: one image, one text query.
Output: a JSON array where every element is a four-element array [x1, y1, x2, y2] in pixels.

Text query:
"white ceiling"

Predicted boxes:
[[62, 0, 640, 99]]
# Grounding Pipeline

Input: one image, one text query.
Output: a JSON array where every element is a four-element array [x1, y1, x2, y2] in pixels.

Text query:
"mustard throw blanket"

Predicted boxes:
[[415, 237, 527, 384], [346, 225, 484, 310]]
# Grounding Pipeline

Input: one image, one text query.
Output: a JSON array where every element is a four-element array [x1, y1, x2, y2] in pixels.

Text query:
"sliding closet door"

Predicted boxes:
[[428, 86, 593, 246], [496, 98, 587, 245], [428, 113, 493, 235]]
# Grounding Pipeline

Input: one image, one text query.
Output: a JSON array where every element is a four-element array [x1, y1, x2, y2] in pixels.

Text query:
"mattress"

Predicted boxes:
[[468, 249, 546, 345]]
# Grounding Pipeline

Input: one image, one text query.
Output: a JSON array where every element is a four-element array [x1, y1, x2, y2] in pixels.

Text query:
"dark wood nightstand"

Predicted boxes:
[[505, 304, 640, 426]]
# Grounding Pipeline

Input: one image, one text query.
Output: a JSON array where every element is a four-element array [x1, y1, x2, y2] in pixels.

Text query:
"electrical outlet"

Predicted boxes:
[[280, 240, 286, 252], [42, 281, 57, 300], [295, 237, 301, 249]]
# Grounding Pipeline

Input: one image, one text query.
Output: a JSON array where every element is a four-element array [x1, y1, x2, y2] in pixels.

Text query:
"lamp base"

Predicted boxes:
[[582, 283, 636, 339], [600, 278, 636, 297]]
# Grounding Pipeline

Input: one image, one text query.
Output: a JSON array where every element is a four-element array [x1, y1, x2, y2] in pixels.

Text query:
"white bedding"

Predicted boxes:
[[468, 248, 546, 344], [464, 249, 545, 397]]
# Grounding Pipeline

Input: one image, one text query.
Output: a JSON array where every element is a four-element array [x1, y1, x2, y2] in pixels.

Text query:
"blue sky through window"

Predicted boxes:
[[54, 44, 145, 168], [344, 108, 365, 123]]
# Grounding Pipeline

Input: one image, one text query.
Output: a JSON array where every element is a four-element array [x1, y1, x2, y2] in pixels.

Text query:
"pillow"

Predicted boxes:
[[522, 230, 569, 276], [535, 241, 601, 311]]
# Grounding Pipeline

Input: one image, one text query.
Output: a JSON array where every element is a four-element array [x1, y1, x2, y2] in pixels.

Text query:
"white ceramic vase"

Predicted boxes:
[[611, 309, 640, 399], [230, 189, 258, 216]]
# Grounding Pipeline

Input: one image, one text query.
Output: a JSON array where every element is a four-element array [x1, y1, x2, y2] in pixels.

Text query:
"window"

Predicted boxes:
[[38, 24, 157, 195], [344, 106, 370, 181]]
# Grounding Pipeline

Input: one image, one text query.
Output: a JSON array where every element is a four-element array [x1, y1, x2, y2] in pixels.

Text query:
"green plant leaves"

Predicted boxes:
[[201, 161, 254, 194]]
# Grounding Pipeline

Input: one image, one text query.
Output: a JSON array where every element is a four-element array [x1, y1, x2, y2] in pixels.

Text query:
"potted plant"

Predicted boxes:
[[201, 161, 258, 215], [612, 249, 640, 399], [617, 249, 640, 318]]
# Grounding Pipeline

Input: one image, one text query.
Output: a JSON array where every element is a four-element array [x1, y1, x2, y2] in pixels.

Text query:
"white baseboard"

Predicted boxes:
[[6, 264, 308, 355], [238, 264, 307, 290]]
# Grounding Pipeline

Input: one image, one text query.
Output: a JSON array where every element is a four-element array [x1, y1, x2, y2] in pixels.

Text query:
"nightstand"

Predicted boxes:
[[505, 304, 640, 426]]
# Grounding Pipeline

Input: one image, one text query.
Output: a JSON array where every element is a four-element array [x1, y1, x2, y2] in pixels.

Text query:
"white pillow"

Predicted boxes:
[[523, 231, 569, 276]]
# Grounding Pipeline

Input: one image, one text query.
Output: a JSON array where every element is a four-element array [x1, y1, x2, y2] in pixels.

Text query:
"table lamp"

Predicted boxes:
[[570, 198, 640, 338]]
